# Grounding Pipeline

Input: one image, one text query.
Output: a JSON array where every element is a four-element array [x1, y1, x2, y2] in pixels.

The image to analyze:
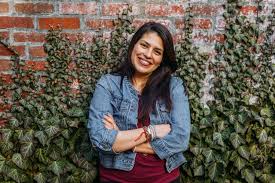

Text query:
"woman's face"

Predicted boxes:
[[131, 31, 164, 77]]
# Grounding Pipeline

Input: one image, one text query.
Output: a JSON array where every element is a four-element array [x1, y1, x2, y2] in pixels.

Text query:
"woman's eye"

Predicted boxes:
[[140, 43, 147, 48], [154, 51, 161, 56]]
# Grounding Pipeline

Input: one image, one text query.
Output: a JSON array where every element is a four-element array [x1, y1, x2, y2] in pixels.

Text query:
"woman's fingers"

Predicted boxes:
[[103, 119, 114, 129], [104, 114, 119, 130]]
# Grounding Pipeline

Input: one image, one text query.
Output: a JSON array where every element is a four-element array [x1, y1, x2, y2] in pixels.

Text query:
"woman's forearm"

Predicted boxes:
[[112, 128, 148, 153], [135, 142, 155, 154]]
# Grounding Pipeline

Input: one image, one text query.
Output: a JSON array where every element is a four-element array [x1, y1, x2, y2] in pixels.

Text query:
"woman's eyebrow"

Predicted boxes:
[[140, 40, 163, 52]]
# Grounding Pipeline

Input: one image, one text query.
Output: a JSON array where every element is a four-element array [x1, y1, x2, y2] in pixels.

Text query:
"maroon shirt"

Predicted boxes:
[[100, 97, 180, 183]]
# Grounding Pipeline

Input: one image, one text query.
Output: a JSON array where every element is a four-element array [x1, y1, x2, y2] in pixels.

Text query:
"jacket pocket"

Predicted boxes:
[[111, 96, 130, 130], [158, 101, 171, 123]]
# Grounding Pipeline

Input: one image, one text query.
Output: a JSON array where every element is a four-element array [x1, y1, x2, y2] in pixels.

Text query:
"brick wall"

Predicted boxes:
[[0, 0, 274, 115]]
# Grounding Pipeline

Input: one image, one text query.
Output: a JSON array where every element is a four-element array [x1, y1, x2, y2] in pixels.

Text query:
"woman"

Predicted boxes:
[[87, 22, 191, 183]]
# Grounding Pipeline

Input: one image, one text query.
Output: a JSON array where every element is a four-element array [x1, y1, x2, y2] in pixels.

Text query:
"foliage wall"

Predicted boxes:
[[0, 2, 274, 183]]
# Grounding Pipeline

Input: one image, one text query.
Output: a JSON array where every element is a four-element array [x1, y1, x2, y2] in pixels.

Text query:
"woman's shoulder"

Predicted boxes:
[[97, 73, 123, 89], [170, 76, 184, 88]]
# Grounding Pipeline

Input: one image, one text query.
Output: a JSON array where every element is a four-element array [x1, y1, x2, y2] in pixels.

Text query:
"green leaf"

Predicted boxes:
[[61, 129, 70, 139], [0, 129, 12, 142], [66, 107, 84, 117], [208, 162, 219, 180], [234, 122, 245, 134], [7, 168, 20, 182], [213, 132, 224, 146], [202, 149, 215, 163], [237, 146, 250, 160], [66, 175, 80, 183], [34, 173, 47, 183], [48, 161, 63, 176], [260, 107, 272, 117], [80, 170, 96, 183], [0, 141, 14, 152], [257, 129, 268, 143], [241, 168, 255, 183], [190, 146, 201, 156], [35, 148, 48, 164], [9, 118, 21, 127], [35, 131, 47, 146], [20, 142, 34, 158], [20, 129, 34, 142], [234, 156, 246, 171], [259, 174, 272, 183], [0, 160, 6, 173], [45, 125, 60, 137], [230, 133, 245, 149], [12, 153, 27, 169], [194, 165, 204, 176]]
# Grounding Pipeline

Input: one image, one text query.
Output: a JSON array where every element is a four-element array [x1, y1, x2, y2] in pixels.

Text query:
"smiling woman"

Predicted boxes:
[[87, 22, 191, 183]]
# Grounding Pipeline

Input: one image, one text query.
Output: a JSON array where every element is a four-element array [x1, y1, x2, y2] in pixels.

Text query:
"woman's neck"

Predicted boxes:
[[132, 73, 150, 93]]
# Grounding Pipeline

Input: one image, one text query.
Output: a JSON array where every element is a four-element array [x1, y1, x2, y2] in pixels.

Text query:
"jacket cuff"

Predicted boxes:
[[98, 129, 119, 154], [150, 138, 173, 160]]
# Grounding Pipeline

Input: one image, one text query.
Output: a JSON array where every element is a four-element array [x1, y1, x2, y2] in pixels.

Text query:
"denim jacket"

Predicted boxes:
[[87, 74, 191, 173]]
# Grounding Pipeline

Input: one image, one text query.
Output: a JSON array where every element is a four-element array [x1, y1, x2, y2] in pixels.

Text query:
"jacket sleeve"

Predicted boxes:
[[87, 75, 119, 154], [150, 77, 191, 159]]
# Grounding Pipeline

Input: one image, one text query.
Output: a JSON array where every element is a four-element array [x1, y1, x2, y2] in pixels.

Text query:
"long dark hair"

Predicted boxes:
[[115, 22, 177, 120]]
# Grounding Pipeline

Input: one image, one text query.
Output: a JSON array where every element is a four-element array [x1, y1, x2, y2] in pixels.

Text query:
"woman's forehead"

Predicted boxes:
[[139, 32, 164, 50]]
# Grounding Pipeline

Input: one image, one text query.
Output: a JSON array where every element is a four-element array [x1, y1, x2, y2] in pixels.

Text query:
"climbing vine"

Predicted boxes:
[[0, 2, 274, 183]]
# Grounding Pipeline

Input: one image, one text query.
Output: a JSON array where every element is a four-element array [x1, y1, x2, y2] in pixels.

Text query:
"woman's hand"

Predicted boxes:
[[154, 124, 171, 138], [103, 114, 119, 130]]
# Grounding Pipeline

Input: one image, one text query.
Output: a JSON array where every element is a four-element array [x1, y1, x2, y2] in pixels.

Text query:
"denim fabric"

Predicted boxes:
[[87, 74, 191, 173]]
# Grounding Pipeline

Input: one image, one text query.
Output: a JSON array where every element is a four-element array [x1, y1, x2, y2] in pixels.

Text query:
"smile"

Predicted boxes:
[[138, 57, 151, 66]]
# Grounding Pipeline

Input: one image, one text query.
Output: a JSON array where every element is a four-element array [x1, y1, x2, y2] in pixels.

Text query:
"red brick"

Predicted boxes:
[[0, 16, 34, 28], [23, 60, 47, 71], [191, 5, 223, 16], [0, 60, 13, 71], [170, 5, 184, 15], [240, 6, 257, 15], [0, 74, 12, 84], [133, 19, 171, 29], [0, 104, 11, 112], [29, 46, 47, 58], [192, 18, 212, 29], [38, 17, 80, 30], [102, 3, 129, 16], [86, 19, 114, 29], [173, 33, 183, 44], [60, 2, 97, 15], [15, 3, 53, 14], [13, 32, 45, 43], [0, 2, 9, 13], [0, 31, 9, 39], [0, 45, 25, 56], [145, 4, 184, 17], [193, 32, 224, 43], [175, 19, 184, 29]]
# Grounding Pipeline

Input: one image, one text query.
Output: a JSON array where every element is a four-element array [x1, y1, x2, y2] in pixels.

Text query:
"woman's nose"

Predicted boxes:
[[144, 48, 153, 58]]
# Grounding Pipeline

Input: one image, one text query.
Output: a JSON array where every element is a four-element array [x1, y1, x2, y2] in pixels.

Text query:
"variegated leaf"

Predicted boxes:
[[237, 146, 250, 160], [234, 156, 246, 171], [194, 165, 204, 176], [34, 172, 47, 183], [45, 125, 60, 137], [241, 168, 255, 183], [230, 133, 245, 149], [202, 149, 215, 163], [20, 142, 34, 158], [213, 132, 224, 146], [35, 131, 47, 146], [12, 153, 26, 169]]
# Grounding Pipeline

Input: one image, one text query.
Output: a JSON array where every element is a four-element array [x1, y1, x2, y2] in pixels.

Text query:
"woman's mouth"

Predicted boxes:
[[138, 57, 151, 66]]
